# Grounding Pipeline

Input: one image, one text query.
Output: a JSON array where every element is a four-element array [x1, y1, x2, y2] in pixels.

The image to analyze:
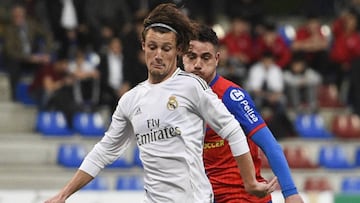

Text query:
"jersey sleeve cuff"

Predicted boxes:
[[282, 187, 299, 198], [228, 135, 250, 156], [218, 119, 250, 156], [79, 158, 102, 178]]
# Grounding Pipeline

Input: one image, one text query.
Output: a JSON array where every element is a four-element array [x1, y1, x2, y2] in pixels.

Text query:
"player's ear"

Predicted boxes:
[[142, 42, 145, 51], [215, 52, 220, 66], [176, 46, 183, 55]]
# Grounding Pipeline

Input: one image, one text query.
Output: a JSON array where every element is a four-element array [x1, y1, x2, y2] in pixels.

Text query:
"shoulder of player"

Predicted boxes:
[[176, 70, 209, 91], [223, 85, 252, 103], [216, 76, 240, 88], [120, 81, 147, 101]]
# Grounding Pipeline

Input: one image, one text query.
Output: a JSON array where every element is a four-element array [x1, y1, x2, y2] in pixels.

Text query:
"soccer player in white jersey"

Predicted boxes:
[[44, 3, 277, 203]]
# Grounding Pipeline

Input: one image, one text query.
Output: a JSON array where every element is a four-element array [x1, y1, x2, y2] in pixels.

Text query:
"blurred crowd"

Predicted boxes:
[[0, 0, 359, 139]]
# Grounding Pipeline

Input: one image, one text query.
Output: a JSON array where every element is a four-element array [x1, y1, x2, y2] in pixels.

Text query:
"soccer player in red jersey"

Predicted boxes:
[[183, 23, 304, 203]]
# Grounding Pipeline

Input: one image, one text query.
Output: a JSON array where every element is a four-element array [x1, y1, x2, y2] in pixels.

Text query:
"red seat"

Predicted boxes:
[[260, 146, 318, 169], [304, 176, 332, 191], [332, 114, 360, 139], [283, 146, 318, 169], [317, 85, 344, 108]]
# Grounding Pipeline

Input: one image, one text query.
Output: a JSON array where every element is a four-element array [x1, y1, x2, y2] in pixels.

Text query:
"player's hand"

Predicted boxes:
[[245, 176, 278, 198], [285, 194, 305, 203], [44, 194, 66, 203]]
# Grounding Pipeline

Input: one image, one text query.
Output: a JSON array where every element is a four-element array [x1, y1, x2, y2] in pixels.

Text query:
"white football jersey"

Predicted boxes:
[[80, 68, 249, 203]]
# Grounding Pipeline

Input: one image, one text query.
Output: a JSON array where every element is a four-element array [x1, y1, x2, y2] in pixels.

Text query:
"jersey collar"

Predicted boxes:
[[209, 74, 220, 87]]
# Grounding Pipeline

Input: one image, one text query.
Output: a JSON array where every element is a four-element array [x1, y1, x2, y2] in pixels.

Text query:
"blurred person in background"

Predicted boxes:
[[57, 28, 82, 61], [220, 15, 253, 69], [291, 13, 331, 78], [284, 52, 322, 113], [3, 3, 54, 101], [44, 0, 88, 49], [91, 23, 117, 55], [29, 56, 77, 128], [122, 10, 148, 87], [217, 43, 247, 85], [224, 0, 264, 32], [350, 57, 360, 118], [246, 51, 296, 139], [183, 23, 304, 203], [97, 37, 131, 114], [253, 22, 292, 69], [68, 48, 100, 111], [247, 51, 285, 111], [329, 7, 360, 102], [84, 0, 132, 40]]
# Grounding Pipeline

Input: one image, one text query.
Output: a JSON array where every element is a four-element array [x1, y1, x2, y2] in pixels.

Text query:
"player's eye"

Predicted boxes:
[[201, 54, 212, 61], [162, 46, 172, 52], [186, 53, 197, 60], [148, 44, 157, 50]]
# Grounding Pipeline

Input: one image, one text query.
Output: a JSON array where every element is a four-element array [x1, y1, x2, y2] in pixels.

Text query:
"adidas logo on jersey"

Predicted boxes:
[[135, 107, 142, 115]]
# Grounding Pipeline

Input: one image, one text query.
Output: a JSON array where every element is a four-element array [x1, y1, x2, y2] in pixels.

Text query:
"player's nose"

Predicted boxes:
[[194, 57, 203, 69]]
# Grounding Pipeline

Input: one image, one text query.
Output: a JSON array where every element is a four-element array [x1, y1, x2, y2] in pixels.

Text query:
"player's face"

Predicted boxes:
[[142, 29, 179, 83], [183, 40, 219, 84]]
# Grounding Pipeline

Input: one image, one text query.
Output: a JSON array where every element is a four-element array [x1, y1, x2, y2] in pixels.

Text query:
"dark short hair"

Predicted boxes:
[[291, 51, 306, 64], [142, 3, 195, 54], [262, 51, 274, 59], [263, 21, 277, 32], [193, 23, 219, 47]]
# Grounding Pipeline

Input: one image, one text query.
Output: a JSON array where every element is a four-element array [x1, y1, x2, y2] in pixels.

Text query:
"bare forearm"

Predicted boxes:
[[53, 170, 93, 201], [234, 152, 278, 198], [234, 152, 257, 189]]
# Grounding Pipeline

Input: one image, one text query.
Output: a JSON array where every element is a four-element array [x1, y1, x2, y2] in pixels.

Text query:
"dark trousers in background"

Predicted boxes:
[[6, 58, 40, 101], [45, 86, 79, 128], [350, 58, 360, 117], [73, 78, 100, 111]]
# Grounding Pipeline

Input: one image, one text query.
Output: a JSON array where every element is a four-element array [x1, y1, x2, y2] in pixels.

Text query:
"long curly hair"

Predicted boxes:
[[142, 3, 195, 55]]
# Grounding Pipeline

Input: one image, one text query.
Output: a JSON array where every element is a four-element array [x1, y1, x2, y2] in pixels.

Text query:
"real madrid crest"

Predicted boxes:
[[167, 96, 178, 110]]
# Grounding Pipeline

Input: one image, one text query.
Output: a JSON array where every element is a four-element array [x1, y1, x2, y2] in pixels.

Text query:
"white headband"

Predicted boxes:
[[145, 23, 178, 34]]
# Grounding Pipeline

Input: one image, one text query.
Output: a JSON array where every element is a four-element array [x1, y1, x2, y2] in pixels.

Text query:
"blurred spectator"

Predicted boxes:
[[291, 14, 331, 77], [284, 52, 322, 113], [84, 0, 132, 39], [246, 51, 285, 111], [44, 0, 86, 44], [253, 21, 292, 69], [18, 0, 51, 29], [127, 47, 148, 87], [122, 10, 145, 63], [122, 10, 148, 87], [220, 16, 253, 68], [350, 58, 360, 117], [29, 57, 77, 127], [68, 48, 100, 111], [181, 0, 218, 25], [3, 4, 54, 101], [97, 37, 131, 114], [217, 44, 247, 85], [247, 52, 296, 138], [224, 0, 264, 34], [329, 8, 360, 101], [91, 23, 117, 55], [57, 28, 81, 61]]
